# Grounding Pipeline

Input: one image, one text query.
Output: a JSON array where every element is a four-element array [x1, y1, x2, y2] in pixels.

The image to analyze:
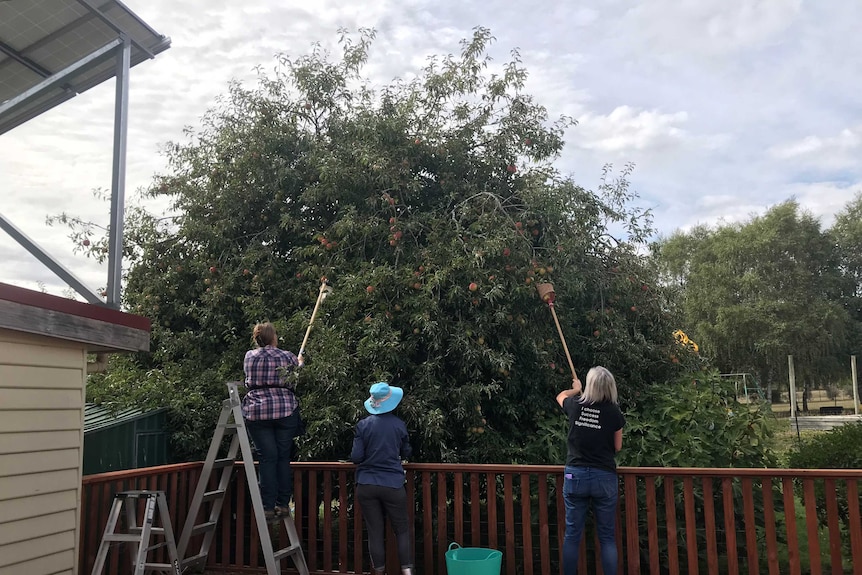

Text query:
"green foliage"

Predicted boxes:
[[87, 355, 228, 461], [80, 28, 740, 466], [786, 422, 862, 544], [654, 201, 851, 391], [787, 422, 862, 470], [831, 192, 862, 357], [621, 370, 777, 468]]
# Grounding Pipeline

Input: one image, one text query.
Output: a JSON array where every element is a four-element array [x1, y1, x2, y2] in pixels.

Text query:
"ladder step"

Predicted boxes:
[[181, 552, 208, 567], [103, 533, 144, 542], [273, 544, 303, 561], [145, 541, 169, 552], [202, 489, 226, 502], [144, 563, 177, 570], [129, 527, 165, 535], [213, 457, 236, 469], [190, 521, 218, 536]]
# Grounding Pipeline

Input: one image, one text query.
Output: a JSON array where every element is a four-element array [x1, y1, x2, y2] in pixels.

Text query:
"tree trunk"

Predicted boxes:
[[760, 366, 774, 403]]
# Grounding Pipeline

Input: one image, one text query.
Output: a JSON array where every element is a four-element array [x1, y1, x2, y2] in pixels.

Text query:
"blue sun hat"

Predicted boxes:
[[364, 382, 404, 414]]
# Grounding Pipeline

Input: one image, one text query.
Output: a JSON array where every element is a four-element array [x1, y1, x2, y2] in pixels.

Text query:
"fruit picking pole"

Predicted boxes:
[[536, 282, 578, 381], [549, 304, 577, 381], [298, 278, 332, 357]]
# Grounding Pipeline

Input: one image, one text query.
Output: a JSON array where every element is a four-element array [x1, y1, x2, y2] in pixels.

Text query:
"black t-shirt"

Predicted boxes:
[[562, 396, 626, 471]]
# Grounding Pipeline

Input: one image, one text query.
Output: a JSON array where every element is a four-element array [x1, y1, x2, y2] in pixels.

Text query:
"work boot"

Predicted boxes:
[[401, 565, 415, 575]]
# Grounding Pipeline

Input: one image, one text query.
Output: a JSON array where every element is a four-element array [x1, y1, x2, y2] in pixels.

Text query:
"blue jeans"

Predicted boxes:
[[563, 466, 619, 575], [246, 413, 300, 510]]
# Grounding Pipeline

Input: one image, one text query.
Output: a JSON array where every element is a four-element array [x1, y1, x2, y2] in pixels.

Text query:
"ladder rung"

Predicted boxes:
[[102, 534, 143, 542], [213, 458, 235, 469], [144, 563, 176, 569], [145, 541, 169, 552], [202, 489, 226, 502], [190, 521, 218, 536], [181, 553, 208, 567], [223, 422, 241, 430], [273, 544, 303, 561], [129, 527, 165, 535]]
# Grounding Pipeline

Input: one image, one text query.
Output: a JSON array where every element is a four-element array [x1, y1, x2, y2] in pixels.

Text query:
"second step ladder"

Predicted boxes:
[[176, 381, 309, 575]]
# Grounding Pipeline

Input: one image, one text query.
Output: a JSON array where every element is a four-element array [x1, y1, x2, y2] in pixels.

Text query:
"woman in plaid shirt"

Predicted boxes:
[[243, 322, 305, 521]]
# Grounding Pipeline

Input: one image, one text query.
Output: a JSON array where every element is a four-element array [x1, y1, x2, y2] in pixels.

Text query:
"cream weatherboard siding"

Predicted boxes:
[[0, 328, 87, 575]]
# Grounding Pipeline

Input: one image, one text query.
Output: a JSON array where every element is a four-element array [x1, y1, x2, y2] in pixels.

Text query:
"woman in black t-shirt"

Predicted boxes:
[[556, 366, 625, 575]]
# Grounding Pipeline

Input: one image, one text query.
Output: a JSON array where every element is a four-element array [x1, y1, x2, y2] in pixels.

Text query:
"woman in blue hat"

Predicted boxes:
[[350, 382, 414, 575]]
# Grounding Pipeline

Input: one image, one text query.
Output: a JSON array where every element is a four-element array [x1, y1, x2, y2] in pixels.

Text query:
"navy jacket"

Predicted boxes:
[[350, 413, 412, 488]]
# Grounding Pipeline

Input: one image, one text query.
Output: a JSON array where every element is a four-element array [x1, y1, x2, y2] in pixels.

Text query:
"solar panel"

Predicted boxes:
[[0, 0, 170, 134]]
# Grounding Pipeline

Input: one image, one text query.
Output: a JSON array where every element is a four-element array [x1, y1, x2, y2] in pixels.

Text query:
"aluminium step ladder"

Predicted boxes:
[[91, 490, 181, 575], [176, 381, 309, 575]]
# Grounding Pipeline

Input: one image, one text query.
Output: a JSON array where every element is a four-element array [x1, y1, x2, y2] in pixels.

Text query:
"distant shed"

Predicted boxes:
[[0, 283, 150, 574], [82, 403, 168, 475]]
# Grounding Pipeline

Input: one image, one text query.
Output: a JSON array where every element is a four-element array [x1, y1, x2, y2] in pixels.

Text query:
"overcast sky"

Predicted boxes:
[[1, 0, 860, 298]]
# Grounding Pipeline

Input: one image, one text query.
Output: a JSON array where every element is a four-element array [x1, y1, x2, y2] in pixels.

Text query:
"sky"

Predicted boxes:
[[1, 0, 860, 298]]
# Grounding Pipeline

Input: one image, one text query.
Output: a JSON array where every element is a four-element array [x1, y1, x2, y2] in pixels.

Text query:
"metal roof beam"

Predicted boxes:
[[73, 0, 154, 58], [0, 213, 105, 305], [0, 40, 51, 77], [0, 38, 121, 117]]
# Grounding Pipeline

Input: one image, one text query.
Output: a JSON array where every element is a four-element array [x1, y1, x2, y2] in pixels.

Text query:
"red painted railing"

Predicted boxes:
[[80, 464, 862, 575]]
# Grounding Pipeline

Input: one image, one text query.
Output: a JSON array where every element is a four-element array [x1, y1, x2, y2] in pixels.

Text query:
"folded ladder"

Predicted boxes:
[[90, 490, 181, 575]]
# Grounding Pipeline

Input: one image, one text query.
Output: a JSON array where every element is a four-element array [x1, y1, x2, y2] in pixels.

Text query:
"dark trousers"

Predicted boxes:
[[246, 413, 299, 510], [356, 483, 412, 570]]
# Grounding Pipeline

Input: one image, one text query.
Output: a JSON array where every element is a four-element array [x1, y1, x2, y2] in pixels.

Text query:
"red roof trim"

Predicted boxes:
[[0, 283, 151, 332]]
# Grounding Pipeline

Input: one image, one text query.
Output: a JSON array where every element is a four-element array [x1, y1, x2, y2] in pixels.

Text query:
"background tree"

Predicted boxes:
[[655, 201, 850, 402], [71, 29, 773, 470], [831, 192, 862, 388]]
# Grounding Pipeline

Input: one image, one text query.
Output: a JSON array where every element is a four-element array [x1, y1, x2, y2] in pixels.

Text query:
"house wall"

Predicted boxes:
[[0, 328, 87, 575]]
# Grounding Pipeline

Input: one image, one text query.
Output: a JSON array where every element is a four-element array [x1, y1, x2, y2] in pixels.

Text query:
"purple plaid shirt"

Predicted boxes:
[[242, 346, 299, 421]]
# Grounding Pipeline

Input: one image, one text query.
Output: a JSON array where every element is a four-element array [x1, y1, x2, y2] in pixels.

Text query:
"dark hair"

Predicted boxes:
[[252, 322, 277, 348]]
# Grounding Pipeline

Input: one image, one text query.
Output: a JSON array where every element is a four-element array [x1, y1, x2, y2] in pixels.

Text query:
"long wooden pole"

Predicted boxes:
[[549, 304, 577, 381], [298, 281, 328, 357]]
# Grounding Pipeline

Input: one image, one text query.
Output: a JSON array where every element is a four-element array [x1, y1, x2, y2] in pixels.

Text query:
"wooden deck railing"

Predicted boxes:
[[80, 464, 862, 575]]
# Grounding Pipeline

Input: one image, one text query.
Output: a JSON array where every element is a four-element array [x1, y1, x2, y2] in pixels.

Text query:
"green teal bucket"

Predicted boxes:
[[445, 542, 502, 575]]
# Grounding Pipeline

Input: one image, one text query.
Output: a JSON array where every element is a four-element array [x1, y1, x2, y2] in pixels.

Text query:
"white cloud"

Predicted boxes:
[[1, 0, 861, 298], [786, 181, 860, 228], [623, 0, 803, 56], [573, 106, 689, 153], [769, 127, 861, 170]]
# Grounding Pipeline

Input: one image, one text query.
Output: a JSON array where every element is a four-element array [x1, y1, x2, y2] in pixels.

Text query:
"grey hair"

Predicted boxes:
[[579, 366, 618, 405]]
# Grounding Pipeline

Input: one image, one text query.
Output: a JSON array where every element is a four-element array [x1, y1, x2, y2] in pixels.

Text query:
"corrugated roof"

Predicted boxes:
[[83, 402, 166, 433]]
